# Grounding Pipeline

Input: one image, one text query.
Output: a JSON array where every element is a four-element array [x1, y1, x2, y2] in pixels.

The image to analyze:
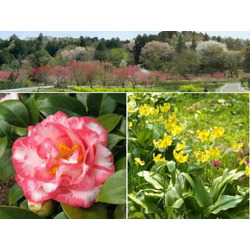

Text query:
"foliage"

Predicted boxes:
[[128, 93, 249, 219]]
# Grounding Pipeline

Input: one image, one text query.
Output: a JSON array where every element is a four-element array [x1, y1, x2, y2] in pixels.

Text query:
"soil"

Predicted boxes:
[[0, 178, 15, 205]]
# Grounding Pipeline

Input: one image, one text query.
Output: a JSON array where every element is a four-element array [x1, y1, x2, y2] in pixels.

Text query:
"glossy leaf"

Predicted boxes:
[[37, 95, 86, 117], [108, 93, 126, 105], [86, 94, 103, 117], [115, 157, 126, 171], [25, 95, 39, 125], [108, 133, 125, 150], [0, 149, 15, 181], [61, 203, 107, 219], [97, 114, 122, 133], [97, 169, 126, 204], [8, 183, 24, 204], [0, 136, 8, 159], [114, 205, 126, 219], [0, 100, 30, 127], [54, 212, 68, 219], [0, 120, 11, 138], [0, 206, 42, 219], [137, 171, 163, 189]]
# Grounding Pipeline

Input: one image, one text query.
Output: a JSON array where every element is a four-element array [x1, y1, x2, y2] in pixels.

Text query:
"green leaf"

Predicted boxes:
[[115, 157, 126, 171], [61, 203, 107, 219], [192, 176, 213, 208], [8, 183, 24, 204], [0, 149, 15, 181], [0, 136, 8, 159], [100, 96, 117, 115], [187, 163, 204, 176], [13, 126, 28, 137], [97, 169, 126, 204], [167, 161, 176, 186], [0, 206, 42, 219], [114, 205, 126, 219], [54, 212, 68, 219], [208, 195, 244, 215], [128, 194, 147, 210], [37, 95, 86, 117], [97, 114, 122, 133], [86, 94, 103, 116], [0, 100, 30, 127], [0, 120, 11, 138], [108, 93, 126, 105], [164, 187, 181, 207], [25, 95, 39, 125], [181, 172, 195, 189], [137, 171, 163, 189], [137, 128, 153, 144], [76, 93, 88, 110], [108, 133, 125, 150]]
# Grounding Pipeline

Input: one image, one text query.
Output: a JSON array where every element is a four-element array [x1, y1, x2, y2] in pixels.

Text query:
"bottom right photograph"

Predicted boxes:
[[128, 93, 249, 219]]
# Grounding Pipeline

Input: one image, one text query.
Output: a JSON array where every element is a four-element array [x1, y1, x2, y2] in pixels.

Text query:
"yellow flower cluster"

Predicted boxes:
[[194, 147, 221, 163], [139, 104, 151, 116], [134, 157, 145, 166], [211, 127, 225, 138], [164, 113, 183, 136], [160, 103, 171, 113], [153, 153, 166, 163], [153, 133, 172, 149], [150, 107, 159, 116], [176, 141, 186, 151], [173, 149, 189, 163], [232, 142, 243, 152], [197, 130, 210, 142]]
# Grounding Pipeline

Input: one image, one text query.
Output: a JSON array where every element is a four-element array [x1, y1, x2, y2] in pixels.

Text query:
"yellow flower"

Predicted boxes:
[[164, 121, 174, 131], [194, 150, 210, 163], [168, 113, 177, 124], [134, 157, 145, 166], [139, 104, 150, 116], [157, 115, 164, 122], [232, 142, 243, 152], [197, 130, 210, 142], [208, 147, 220, 158], [128, 101, 136, 113], [171, 124, 183, 136], [153, 139, 160, 149], [245, 166, 249, 177], [153, 153, 166, 163], [211, 127, 225, 138], [176, 141, 186, 151], [173, 149, 189, 163], [150, 106, 159, 115], [160, 103, 171, 113], [128, 122, 133, 128], [155, 134, 172, 149]]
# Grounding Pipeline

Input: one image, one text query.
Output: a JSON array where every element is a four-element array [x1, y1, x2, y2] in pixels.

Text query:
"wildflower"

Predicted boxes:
[[127, 101, 136, 113], [211, 127, 225, 138], [154, 134, 172, 149], [153, 139, 160, 149], [134, 157, 145, 166], [153, 153, 166, 163], [164, 121, 174, 131], [194, 150, 210, 163], [139, 104, 150, 116], [160, 103, 171, 113], [168, 113, 177, 124], [208, 147, 220, 159], [157, 115, 164, 122], [176, 141, 186, 151], [232, 141, 243, 152], [150, 106, 159, 115], [128, 122, 133, 128], [173, 149, 189, 163], [197, 130, 210, 142], [211, 160, 221, 168], [245, 166, 249, 177], [171, 124, 183, 136]]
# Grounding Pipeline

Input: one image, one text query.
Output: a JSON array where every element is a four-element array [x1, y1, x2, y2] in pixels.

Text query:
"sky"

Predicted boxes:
[[0, 31, 249, 40]]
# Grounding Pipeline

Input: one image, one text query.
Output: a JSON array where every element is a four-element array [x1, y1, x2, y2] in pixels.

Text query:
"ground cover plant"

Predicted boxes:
[[128, 93, 249, 219], [0, 92, 126, 219]]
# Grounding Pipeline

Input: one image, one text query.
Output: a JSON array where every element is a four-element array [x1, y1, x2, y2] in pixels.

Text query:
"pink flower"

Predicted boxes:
[[211, 160, 221, 168], [12, 111, 115, 208], [0, 93, 19, 103]]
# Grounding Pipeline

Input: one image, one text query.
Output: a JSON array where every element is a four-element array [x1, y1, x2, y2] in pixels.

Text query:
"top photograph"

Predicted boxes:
[[0, 31, 249, 93]]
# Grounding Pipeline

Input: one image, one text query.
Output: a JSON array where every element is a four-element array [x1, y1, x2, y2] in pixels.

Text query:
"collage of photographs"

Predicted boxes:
[[0, 31, 249, 219]]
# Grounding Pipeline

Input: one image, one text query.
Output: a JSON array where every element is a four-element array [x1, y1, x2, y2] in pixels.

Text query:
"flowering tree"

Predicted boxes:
[[185, 74, 195, 81], [212, 72, 225, 84], [50, 66, 71, 87], [0, 71, 10, 81], [30, 65, 53, 85]]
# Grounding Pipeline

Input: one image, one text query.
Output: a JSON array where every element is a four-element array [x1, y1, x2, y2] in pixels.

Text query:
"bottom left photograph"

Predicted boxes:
[[0, 92, 126, 219]]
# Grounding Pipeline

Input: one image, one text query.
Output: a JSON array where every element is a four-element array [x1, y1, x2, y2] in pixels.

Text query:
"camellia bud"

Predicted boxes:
[[28, 200, 55, 217]]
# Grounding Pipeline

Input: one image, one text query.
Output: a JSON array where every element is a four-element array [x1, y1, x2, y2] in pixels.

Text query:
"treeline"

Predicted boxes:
[[0, 31, 249, 85]]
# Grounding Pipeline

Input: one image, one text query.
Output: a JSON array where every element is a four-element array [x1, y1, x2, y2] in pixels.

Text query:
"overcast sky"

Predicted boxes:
[[0, 31, 249, 40]]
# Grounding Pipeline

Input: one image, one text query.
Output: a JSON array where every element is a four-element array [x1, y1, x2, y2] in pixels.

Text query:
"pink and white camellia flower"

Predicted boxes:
[[0, 93, 19, 103], [11, 111, 115, 208]]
